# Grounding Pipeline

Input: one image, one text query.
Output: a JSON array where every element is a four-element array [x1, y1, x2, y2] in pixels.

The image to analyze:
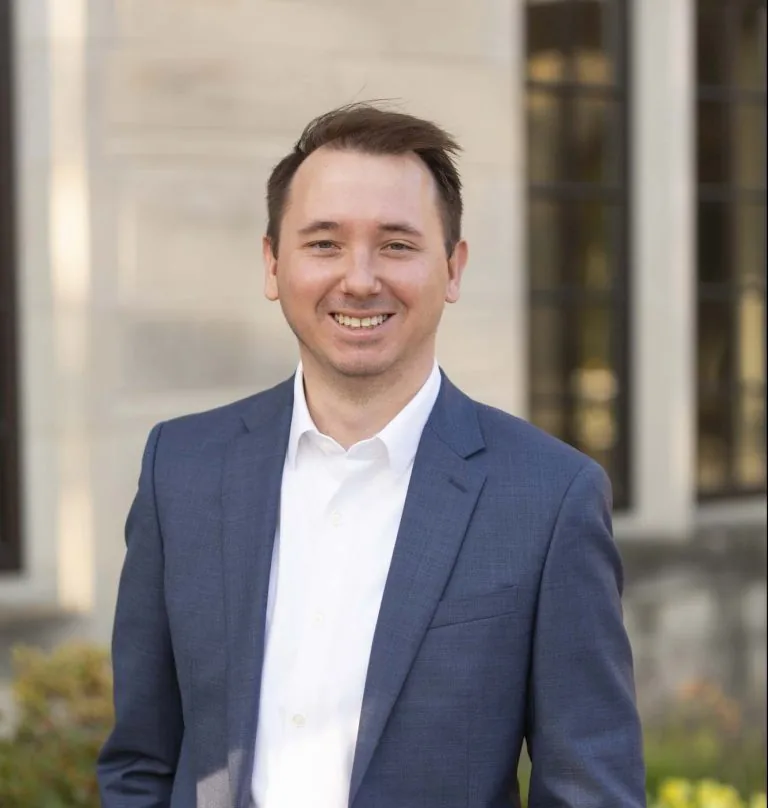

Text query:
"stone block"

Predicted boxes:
[[104, 47, 350, 136], [117, 313, 290, 393], [114, 0, 501, 62], [115, 165, 266, 315]]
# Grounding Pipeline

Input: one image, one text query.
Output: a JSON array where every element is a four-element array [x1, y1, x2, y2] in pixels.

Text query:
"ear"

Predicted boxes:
[[445, 239, 468, 304], [263, 236, 279, 301]]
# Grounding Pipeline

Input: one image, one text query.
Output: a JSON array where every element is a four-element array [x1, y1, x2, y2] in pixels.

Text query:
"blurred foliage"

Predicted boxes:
[[0, 645, 764, 807], [643, 679, 767, 800], [651, 778, 767, 808], [0, 643, 113, 808]]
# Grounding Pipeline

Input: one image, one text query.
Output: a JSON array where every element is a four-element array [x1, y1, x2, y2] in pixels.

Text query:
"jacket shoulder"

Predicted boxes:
[[469, 400, 613, 517], [153, 377, 293, 450], [474, 400, 602, 480]]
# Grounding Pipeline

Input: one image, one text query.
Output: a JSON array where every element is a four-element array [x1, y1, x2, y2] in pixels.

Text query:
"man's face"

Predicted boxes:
[[264, 147, 467, 385]]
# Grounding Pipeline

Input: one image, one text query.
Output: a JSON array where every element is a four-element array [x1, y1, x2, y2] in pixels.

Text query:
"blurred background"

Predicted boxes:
[[0, 0, 765, 805]]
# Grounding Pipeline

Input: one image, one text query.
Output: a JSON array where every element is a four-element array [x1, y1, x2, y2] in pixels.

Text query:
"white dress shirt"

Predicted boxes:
[[251, 361, 442, 808]]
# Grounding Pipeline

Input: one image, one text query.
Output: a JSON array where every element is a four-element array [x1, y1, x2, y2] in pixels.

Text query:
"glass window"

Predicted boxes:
[[0, 0, 21, 572], [526, 0, 631, 508], [696, 0, 767, 498]]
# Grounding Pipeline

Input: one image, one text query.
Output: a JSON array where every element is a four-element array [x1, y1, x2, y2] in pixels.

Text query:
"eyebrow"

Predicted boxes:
[[297, 220, 424, 238], [297, 220, 340, 236], [378, 222, 424, 239]]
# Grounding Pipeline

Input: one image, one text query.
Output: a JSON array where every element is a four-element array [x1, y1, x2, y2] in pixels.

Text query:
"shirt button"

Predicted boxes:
[[330, 510, 342, 527], [312, 612, 325, 627], [291, 714, 306, 728]]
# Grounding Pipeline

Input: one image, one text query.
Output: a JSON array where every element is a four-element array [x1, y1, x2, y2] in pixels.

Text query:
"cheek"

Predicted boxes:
[[392, 271, 449, 313], [279, 268, 330, 311]]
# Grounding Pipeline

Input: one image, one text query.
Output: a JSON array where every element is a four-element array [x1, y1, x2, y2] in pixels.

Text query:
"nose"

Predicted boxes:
[[339, 249, 382, 298]]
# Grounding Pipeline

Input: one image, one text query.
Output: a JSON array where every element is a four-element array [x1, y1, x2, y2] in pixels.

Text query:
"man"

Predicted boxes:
[[98, 103, 646, 808]]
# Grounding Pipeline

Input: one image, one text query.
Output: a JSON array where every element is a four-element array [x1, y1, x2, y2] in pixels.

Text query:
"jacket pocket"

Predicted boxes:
[[429, 585, 519, 629]]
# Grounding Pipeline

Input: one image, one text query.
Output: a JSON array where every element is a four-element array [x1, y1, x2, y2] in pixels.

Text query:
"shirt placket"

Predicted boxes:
[[279, 449, 348, 760]]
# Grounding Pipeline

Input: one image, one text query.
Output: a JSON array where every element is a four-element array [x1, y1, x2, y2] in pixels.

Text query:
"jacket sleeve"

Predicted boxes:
[[97, 423, 183, 807], [525, 460, 647, 807]]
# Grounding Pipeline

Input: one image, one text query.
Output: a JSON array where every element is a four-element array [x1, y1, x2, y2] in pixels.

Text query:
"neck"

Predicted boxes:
[[300, 357, 435, 449]]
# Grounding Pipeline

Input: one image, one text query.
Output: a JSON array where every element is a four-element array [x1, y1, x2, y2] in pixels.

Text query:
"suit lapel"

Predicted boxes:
[[220, 379, 293, 808], [348, 377, 486, 806]]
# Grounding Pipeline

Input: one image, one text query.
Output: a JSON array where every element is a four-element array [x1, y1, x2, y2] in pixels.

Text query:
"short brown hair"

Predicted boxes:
[[266, 103, 463, 256]]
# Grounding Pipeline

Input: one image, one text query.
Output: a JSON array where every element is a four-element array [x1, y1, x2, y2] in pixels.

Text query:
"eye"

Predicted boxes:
[[307, 240, 339, 252], [384, 242, 414, 252]]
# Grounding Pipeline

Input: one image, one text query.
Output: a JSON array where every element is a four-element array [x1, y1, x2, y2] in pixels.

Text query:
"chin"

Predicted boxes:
[[327, 355, 395, 379]]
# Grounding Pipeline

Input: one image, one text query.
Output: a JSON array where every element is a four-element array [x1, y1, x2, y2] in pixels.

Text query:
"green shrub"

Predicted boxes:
[[643, 680, 767, 800], [0, 643, 112, 808], [644, 730, 766, 801]]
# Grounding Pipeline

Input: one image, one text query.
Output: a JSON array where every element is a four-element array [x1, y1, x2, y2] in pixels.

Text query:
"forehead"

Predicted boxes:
[[284, 147, 441, 227]]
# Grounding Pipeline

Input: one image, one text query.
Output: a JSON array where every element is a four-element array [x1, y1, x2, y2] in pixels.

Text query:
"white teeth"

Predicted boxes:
[[334, 314, 389, 329]]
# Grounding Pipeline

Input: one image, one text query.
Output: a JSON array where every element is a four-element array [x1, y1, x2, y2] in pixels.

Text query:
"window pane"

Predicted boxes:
[[530, 200, 561, 290], [574, 304, 615, 381], [530, 303, 628, 403], [526, 0, 629, 507], [530, 305, 566, 397], [528, 91, 562, 184], [574, 201, 620, 289], [522, 305, 622, 416], [698, 100, 731, 184], [697, 4, 729, 87], [571, 0, 619, 85], [698, 200, 730, 284], [736, 203, 767, 279], [698, 300, 732, 394], [526, 1, 568, 83], [735, 2, 767, 90], [526, 0, 623, 86], [738, 290, 766, 384], [735, 389, 767, 487], [0, 0, 20, 572], [695, 0, 767, 499], [699, 200, 767, 284], [571, 361, 621, 403], [574, 400, 619, 453], [734, 103, 766, 188], [570, 96, 620, 184], [530, 402, 566, 439], [698, 393, 731, 492], [530, 201, 619, 291]]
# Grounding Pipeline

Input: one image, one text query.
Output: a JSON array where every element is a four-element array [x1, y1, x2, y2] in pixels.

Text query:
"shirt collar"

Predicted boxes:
[[286, 361, 442, 475]]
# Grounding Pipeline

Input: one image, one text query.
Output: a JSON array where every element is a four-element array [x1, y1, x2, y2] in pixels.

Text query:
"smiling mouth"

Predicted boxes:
[[332, 313, 392, 330]]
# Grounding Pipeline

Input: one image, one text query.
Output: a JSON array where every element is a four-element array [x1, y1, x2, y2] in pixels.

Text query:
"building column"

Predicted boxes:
[[627, 0, 696, 539]]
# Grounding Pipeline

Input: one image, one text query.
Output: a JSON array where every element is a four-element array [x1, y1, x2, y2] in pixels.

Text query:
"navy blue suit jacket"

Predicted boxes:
[[97, 372, 646, 807]]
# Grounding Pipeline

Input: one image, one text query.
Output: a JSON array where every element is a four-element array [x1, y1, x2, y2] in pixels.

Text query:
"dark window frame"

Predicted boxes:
[[525, 0, 632, 509], [0, 0, 22, 572], [696, 0, 767, 500]]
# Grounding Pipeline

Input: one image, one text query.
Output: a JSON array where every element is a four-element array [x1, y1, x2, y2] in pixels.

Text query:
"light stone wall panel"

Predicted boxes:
[[114, 165, 264, 315], [115, 0, 494, 62], [117, 314, 288, 394], [104, 48, 516, 167], [104, 48, 353, 134]]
